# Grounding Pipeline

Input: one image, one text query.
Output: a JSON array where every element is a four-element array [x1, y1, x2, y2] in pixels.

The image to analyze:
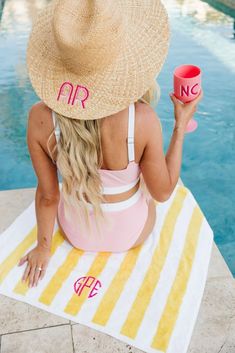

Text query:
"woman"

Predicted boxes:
[[18, 0, 203, 288]]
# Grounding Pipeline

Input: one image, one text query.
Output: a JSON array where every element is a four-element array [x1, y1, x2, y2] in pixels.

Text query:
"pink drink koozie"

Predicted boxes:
[[173, 64, 201, 132], [173, 64, 201, 103]]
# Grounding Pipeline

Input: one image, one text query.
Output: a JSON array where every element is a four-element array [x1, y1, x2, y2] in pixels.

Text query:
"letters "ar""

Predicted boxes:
[[57, 81, 89, 109]]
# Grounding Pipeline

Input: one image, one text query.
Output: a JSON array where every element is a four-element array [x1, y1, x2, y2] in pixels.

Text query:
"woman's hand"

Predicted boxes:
[[18, 244, 51, 287], [169, 89, 204, 130]]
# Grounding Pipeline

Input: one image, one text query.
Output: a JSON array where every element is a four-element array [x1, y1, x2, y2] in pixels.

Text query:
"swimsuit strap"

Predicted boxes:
[[52, 106, 135, 157], [127, 102, 135, 162]]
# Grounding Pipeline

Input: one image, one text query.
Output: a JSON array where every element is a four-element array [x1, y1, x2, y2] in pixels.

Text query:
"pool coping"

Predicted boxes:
[[0, 178, 234, 353]]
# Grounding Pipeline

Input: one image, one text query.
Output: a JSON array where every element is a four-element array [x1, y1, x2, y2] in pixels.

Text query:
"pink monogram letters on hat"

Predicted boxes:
[[57, 81, 89, 108]]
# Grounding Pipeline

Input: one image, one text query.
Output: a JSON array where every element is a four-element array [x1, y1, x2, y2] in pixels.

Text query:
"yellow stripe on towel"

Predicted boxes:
[[13, 230, 65, 295], [39, 246, 84, 306], [0, 226, 37, 284], [120, 186, 187, 339], [92, 243, 143, 326], [64, 251, 112, 316], [151, 206, 204, 352]]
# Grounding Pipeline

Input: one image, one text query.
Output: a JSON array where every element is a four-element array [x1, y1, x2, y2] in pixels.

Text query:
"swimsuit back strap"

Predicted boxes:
[[127, 102, 135, 162]]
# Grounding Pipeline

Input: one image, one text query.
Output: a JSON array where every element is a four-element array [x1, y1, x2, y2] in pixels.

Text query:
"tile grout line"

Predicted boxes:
[[0, 323, 71, 336], [70, 322, 75, 353], [217, 315, 234, 353]]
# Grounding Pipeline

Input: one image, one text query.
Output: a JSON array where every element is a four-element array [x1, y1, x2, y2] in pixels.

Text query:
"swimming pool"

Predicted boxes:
[[0, 0, 234, 277]]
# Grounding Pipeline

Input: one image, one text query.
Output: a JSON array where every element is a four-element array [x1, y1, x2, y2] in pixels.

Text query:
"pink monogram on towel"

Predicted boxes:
[[57, 81, 89, 108], [74, 276, 102, 298]]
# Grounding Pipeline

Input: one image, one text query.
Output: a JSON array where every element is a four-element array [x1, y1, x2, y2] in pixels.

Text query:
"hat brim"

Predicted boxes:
[[26, 0, 170, 119]]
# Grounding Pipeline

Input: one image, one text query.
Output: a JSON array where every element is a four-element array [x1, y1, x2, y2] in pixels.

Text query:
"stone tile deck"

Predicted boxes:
[[0, 179, 234, 353]]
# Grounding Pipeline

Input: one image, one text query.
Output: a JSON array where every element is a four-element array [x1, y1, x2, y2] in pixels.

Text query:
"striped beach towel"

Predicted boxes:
[[0, 183, 213, 353]]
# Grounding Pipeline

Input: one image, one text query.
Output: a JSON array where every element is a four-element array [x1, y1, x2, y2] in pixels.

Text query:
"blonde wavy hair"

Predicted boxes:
[[47, 80, 161, 241]]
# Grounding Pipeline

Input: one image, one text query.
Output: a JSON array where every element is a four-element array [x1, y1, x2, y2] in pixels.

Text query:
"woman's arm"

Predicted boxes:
[[18, 104, 60, 287], [35, 187, 60, 250], [27, 104, 60, 251], [165, 124, 185, 192], [139, 91, 203, 202], [165, 91, 203, 191], [140, 113, 184, 202]]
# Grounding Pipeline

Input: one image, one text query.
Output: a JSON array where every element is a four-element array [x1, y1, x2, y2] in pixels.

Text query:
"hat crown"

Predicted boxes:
[[52, 0, 125, 75]]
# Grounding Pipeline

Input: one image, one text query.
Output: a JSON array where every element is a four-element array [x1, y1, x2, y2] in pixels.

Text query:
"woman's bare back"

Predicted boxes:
[[29, 100, 161, 248]]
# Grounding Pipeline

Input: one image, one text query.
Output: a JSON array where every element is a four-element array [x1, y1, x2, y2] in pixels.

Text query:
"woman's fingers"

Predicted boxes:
[[187, 89, 204, 106], [33, 265, 43, 287], [169, 92, 175, 101], [169, 92, 183, 105], [22, 262, 31, 283], [18, 254, 28, 266], [38, 268, 46, 283], [21, 262, 45, 287], [19, 246, 50, 288], [197, 88, 204, 100], [28, 263, 37, 287], [170, 89, 203, 107]]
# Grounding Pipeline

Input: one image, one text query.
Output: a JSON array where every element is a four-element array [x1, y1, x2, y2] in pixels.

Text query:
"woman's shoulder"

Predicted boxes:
[[29, 100, 51, 117], [27, 101, 55, 144], [135, 100, 156, 117], [135, 100, 160, 131], [28, 101, 53, 128], [134, 100, 162, 151]]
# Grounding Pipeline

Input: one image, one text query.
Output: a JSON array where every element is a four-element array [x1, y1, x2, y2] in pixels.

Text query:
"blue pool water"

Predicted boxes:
[[0, 0, 235, 276]]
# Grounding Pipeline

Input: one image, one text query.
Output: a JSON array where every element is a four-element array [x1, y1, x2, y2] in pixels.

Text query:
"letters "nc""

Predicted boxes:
[[180, 83, 199, 97]]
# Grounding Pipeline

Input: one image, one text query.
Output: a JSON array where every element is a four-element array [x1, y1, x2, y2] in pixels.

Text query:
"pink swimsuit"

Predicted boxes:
[[52, 103, 153, 252]]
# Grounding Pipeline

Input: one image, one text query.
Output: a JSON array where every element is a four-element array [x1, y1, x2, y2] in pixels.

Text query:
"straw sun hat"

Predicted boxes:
[[26, 0, 170, 120]]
